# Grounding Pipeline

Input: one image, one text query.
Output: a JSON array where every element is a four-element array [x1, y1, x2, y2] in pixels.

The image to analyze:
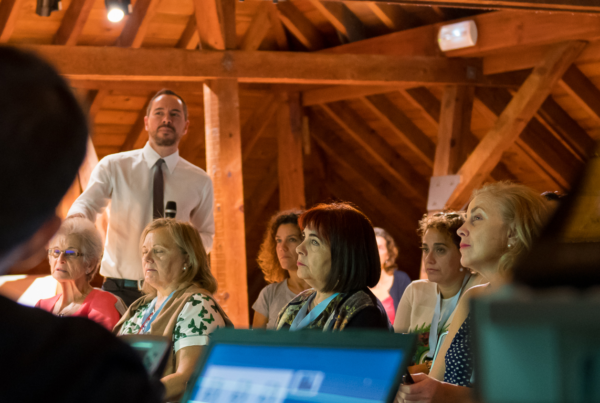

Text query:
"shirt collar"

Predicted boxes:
[[143, 142, 179, 173]]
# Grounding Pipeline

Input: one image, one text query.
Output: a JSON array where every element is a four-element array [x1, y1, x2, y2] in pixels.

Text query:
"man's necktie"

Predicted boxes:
[[153, 159, 165, 220]]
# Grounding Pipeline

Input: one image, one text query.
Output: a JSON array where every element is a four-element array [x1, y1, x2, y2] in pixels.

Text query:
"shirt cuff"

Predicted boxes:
[[174, 335, 209, 352]]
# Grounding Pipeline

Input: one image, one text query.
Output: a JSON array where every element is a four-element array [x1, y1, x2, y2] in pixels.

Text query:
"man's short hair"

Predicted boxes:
[[146, 89, 188, 120], [0, 47, 88, 257]]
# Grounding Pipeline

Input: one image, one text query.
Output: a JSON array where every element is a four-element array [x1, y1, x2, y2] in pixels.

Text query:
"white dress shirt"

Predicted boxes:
[[69, 142, 214, 280]]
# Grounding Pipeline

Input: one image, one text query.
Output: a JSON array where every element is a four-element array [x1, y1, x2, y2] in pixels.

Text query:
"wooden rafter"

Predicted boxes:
[[116, 0, 161, 48], [26, 45, 506, 87], [53, 0, 95, 46], [560, 65, 600, 127], [242, 93, 282, 162], [476, 87, 583, 188], [303, 86, 399, 107], [176, 15, 200, 50], [240, 2, 271, 51], [310, 115, 423, 232], [120, 93, 153, 152], [326, 0, 600, 14], [445, 41, 586, 209], [194, 0, 237, 50], [366, 3, 418, 32], [536, 96, 596, 161], [320, 102, 428, 205], [401, 87, 514, 182], [322, 10, 600, 58], [277, 1, 326, 51], [86, 89, 110, 123], [360, 94, 436, 168], [266, 2, 288, 50], [0, 0, 22, 43], [307, 0, 366, 42]]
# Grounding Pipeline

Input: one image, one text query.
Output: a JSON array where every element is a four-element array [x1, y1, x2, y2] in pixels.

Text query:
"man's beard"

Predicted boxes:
[[150, 127, 177, 146]]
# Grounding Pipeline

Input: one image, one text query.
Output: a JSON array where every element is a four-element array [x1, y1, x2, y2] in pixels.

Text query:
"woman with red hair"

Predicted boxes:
[[276, 202, 390, 331]]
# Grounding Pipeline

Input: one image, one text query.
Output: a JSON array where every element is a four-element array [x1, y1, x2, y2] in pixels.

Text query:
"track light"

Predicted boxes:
[[105, 0, 131, 23], [36, 0, 61, 17]]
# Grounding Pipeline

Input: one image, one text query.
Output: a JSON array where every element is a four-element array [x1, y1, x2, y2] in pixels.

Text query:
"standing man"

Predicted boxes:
[[69, 89, 214, 306]]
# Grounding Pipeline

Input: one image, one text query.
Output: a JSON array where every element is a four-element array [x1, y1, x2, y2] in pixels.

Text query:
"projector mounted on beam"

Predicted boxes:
[[438, 20, 478, 52]]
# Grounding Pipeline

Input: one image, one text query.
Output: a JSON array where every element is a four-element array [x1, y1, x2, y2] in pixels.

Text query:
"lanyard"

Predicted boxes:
[[138, 290, 176, 334], [427, 273, 471, 358], [290, 293, 339, 331]]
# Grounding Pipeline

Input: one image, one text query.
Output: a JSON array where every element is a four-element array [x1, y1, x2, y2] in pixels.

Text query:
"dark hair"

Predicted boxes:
[[146, 89, 188, 120], [373, 227, 399, 270], [417, 211, 465, 249], [299, 202, 380, 293], [0, 46, 88, 256], [257, 211, 302, 283]]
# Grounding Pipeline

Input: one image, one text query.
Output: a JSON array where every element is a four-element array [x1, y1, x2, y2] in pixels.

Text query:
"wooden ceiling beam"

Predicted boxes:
[[366, 3, 418, 32], [445, 41, 585, 209], [360, 94, 436, 168], [194, 0, 237, 50], [401, 87, 514, 182], [116, 0, 161, 48], [307, 0, 366, 42], [86, 89, 110, 122], [303, 85, 400, 107], [266, 2, 288, 50], [120, 93, 153, 152], [242, 93, 282, 162], [560, 65, 600, 127], [27, 45, 503, 87], [0, 0, 22, 43], [53, 0, 95, 46], [536, 96, 596, 161], [310, 115, 424, 231], [240, 1, 271, 51], [320, 102, 428, 205], [176, 15, 200, 50], [322, 10, 600, 58], [277, 1, 326, 50]]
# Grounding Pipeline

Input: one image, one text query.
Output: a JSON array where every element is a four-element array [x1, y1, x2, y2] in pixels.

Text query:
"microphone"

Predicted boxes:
[[165, 201, 177, 218]]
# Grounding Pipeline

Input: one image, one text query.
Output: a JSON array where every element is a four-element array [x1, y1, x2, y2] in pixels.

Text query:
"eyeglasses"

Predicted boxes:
[[47, 248, 84, 259]]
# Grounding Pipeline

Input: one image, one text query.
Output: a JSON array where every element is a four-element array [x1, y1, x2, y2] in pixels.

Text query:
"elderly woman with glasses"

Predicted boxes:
[[35, 218, 124, 330]]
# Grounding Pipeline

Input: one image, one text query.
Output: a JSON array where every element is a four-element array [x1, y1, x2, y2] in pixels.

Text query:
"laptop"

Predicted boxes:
[[181, 328, 416, 403], [120, 334, 171, 378]]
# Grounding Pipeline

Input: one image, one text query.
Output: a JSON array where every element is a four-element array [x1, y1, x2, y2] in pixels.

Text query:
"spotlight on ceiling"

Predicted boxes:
[[36, 0, 62, 17], [105, 0, 131, 23], [438, 20, 478, 52]]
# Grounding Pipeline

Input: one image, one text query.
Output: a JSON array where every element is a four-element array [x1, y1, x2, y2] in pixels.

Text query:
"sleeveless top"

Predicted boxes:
[[443, 313, 474, 387]]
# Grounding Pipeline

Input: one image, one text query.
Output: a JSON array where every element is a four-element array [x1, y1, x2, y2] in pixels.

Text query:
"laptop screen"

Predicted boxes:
[[186, 344, 404, 403]]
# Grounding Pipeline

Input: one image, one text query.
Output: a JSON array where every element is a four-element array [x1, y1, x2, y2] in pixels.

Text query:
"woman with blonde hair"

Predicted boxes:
[[115, 218, 232, 401], [397, 182, 551, 403], [252, 211, 310, 329]]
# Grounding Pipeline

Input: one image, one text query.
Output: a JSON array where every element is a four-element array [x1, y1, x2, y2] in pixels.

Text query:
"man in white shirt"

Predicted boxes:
[[69, 90, 214, 305]]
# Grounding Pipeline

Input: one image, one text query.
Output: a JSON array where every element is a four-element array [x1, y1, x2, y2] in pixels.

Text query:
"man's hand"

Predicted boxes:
[[396, 373, 440, 403]]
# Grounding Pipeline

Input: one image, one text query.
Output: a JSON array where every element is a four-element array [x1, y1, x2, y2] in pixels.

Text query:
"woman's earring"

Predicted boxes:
[[508, 243, 512, 248], [459, 267, 464, 272], [183, 266, 187, 271]]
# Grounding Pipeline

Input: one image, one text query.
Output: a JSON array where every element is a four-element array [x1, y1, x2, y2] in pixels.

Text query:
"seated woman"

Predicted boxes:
[[370, 227, 411, 323], [276, 202, 390, 331], [397, 182, 551, 403], [394, 212, 486, 369], [36, 217, 123, 330], [114, 219, 233, 400], [252, 211, 310, 329]]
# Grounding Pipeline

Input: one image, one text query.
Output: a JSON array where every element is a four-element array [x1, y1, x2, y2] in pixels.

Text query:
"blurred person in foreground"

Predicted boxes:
[[394, 212, 486, 371], [370, 227, 411, 323], [397, 182, 551, 403], [252, 211, 310, 329], [115, 219, 233, 400], [36, 218, 125, 329], [276, 202, 390, 331], [0, 46, 162, 402]]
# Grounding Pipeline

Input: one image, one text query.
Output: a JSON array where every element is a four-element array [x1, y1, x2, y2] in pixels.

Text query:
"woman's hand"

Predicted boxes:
[[396, 373, 440, 403]]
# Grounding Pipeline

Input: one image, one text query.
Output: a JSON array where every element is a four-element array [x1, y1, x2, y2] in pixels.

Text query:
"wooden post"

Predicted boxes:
[[204, 79, 249, 327], [277, 92, 306, 211]]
